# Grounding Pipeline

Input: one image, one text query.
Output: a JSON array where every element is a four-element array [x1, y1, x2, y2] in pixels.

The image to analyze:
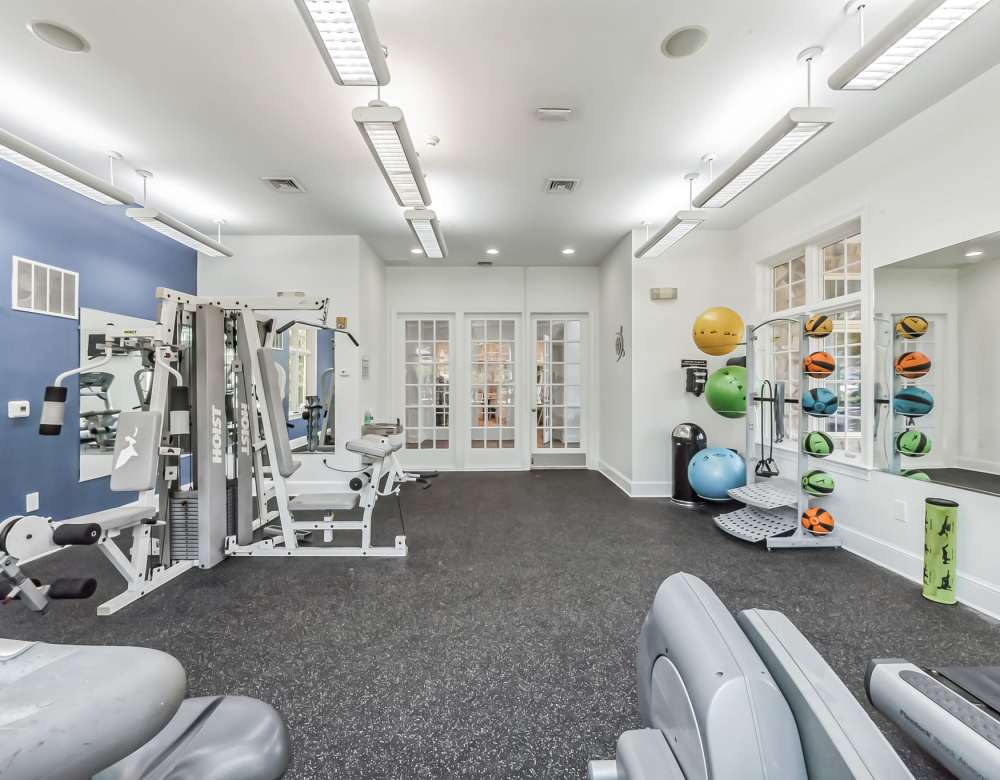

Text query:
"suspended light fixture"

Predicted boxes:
[[125, 171, 233, 257], [635, 173, 705, 259], [294, 0, 390, 87], [353, 101, 431, 207], [829, 0, 993, 91], [0, 128, 134, 205], [694, 48, 834, 209], [405, 209, 446, 259]]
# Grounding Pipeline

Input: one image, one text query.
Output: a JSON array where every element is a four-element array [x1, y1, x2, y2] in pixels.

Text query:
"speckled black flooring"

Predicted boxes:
[[6, 471, 998, 778]]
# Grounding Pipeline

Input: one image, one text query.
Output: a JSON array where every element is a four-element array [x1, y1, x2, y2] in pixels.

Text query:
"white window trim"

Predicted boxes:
[[758, 230, 869, 469], [11, 256, 80, 320]]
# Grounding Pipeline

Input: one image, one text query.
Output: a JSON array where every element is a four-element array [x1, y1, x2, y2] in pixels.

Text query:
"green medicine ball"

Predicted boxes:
[[802, 431, 834, 457], [704, 365, 747, 419], [901, 469, 931, 482], [802, 469, 835, 496], [896, 429, 932, 457]]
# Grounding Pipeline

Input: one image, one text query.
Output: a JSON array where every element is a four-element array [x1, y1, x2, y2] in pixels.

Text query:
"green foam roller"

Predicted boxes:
[[922, 498, 958, 605]]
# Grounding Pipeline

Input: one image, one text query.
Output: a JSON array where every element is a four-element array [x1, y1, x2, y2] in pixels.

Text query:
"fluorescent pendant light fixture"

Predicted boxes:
[[404, 209, 446, 259], [126, 208, 233, 257], [636, 173, 705, 259], [353, 101, 431, 207], [829, 0, 993, 90], [635, 212, 705, 258], [294, 0, 390, 87], [693, 107, 834, 209], [0, 127, 134, 205]]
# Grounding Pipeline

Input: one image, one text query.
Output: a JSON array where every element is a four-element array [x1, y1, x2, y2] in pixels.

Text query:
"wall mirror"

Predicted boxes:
[[286, 325, 335, 453], [874, 229, 1000, 496], [78, 308, 156, 481]]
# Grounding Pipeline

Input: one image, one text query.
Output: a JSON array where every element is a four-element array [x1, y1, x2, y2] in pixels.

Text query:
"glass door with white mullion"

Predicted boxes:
[[531, 316, 586, 467], [465, 316, 521, 468], [400, 317, 453, 467]]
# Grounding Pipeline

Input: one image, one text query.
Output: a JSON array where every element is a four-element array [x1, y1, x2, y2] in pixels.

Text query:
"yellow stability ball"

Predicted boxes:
[[692, 307, 744, 356]]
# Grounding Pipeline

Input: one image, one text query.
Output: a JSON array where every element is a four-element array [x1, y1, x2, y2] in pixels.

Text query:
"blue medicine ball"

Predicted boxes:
[[893, 386, 934, 417], [687, 447, 747, 501], [802, 387, 838, 417]]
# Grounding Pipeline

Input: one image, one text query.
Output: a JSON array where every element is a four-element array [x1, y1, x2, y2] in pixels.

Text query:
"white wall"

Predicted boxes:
[[384, 265, 599, 470], [958, 256, 1000, 474], [729, 62, 1000, 619], [629, 228, 745, 496], [198, 234, 368, 487], [598, 235, 633, 491]]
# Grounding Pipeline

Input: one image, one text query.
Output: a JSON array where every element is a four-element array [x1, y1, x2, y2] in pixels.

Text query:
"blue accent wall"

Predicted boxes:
[[0, 161, 196, 520]]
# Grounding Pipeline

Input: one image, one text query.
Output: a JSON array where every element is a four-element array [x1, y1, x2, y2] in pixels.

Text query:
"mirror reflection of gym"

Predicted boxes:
[[874, 229, 1000, 497], [78, 308, 156, 482]]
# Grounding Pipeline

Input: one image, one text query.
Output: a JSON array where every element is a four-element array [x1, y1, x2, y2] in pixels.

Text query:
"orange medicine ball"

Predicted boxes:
[[895, 351, 931, 379], [803, 351, 835, 378], [801, 507, 835, 535]]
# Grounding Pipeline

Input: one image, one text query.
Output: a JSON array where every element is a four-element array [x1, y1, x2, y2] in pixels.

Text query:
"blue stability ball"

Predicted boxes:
[[687, 447, 747, 501]]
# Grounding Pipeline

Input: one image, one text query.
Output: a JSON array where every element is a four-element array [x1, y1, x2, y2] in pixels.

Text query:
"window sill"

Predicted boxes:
[[767, 441, 872, 480]]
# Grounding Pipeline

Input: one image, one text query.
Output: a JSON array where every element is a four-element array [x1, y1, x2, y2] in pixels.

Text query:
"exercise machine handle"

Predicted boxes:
[[48, 577, 98, 600], [52, 523, 102, 546]]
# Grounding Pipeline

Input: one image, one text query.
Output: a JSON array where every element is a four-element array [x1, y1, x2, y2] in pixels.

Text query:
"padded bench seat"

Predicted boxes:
[[288, 493, 360, 511], [63, 505, 157, 533], [346, 435, 401, 458]]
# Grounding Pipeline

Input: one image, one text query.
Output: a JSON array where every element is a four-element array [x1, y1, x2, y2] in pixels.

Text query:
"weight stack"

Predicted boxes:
[[168, 492, 200, 562], [922, 497, 958, 605]]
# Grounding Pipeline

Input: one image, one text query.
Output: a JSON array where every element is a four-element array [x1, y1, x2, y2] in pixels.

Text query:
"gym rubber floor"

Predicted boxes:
[[6, 471, 997, 779]]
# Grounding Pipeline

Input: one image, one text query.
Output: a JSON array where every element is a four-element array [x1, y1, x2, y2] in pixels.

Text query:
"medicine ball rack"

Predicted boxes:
[[888, 313, 933, 475], [713, 315, 843, 550]]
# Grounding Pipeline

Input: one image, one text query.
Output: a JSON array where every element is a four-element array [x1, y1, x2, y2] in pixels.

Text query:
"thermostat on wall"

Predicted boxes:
[[650, 288, 678, 301]]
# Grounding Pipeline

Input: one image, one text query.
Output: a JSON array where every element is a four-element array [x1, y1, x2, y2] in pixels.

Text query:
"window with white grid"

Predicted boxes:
[[822, 234, 862, 300], [404, 319, 450, 450], [470, 318, 515, 449], [534, 319, 583, 450], [764, 229, 864, 462]]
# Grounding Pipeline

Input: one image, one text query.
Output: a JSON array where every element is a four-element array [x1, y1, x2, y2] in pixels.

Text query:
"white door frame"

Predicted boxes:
[[528, 313, 589, 467]]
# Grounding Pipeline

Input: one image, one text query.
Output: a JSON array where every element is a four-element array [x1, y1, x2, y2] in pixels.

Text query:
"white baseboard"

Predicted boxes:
[[597, 460, 633, 496], [630, 480, 671, 498], [838, 523, 1000, 621]]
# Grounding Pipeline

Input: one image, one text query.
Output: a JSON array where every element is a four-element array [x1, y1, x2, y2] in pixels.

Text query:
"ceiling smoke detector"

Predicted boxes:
[[545, 178, 579, 194], [262, 177, 306, 193], [536, 107, 574, 122]]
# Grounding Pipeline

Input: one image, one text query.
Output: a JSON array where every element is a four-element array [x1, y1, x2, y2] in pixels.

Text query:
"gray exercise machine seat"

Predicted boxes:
[[0, 638, 186, 780], [346, 434, 401, 458], [288, 492, 360, 511], [636, 573, 807, 779], [95, 695, 290, 780], [62, 504, 157, 533], [257, 347, 301, 479], [738, 609, 913, 780]]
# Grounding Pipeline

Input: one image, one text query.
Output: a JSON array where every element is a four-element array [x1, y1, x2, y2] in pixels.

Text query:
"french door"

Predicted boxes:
[[531, 316, 587, 467], [398, 316, 454, 468], [464, 315, 522, 468]]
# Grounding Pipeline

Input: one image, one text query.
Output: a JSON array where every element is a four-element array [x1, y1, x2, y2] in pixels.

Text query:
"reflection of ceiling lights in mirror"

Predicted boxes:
[[635, 211, 705, 258], [829, 0, 993, 90], [27, 20, 90, 52], [0, 127, 134, 204], [486, 248, 499, 255], [693, 108, 834, 208], [965, 250, 983, 257], [561, 247, 575, 255], [661, 26, 709, 58], [293, 0, 390, 86], [126, 208, 233, 257], [405, 209, 446, 259], [353, 101, 431, 207]]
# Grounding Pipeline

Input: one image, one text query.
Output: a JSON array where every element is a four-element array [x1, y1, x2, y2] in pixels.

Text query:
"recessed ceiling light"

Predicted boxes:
[[27, 20, 90, 53], [410, 247, 423, 255], [486, 247, 499, 255], [561, 247, 575, 255], [661, 26, 709, 58], [965, 250, 984, 257]]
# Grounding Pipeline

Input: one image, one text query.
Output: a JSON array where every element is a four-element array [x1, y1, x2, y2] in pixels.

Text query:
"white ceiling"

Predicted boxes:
[[891, 228, 1000, 268], [2, 0, 999, 267]]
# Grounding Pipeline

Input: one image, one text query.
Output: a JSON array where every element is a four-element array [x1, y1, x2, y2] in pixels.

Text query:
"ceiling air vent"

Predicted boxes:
[[477, 261, 493, 267], [262, 177, 306, 193], [545, 178, 579, 194]]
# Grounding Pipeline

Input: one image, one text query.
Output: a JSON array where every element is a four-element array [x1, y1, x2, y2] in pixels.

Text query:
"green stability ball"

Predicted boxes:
[[705, 365, 747, 419]]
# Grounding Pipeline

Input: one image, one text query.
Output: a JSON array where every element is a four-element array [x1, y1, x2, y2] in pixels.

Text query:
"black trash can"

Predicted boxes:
[[672, 423, 707, 507]]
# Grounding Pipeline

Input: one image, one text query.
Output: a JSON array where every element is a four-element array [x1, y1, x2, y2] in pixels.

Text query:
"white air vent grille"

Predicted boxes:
[[536, 107, 574, 121], [11, 256, 78, 319], [262, 177, 306, 193], [545, 178, 579, 194], [477, 261, 493, 267]]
